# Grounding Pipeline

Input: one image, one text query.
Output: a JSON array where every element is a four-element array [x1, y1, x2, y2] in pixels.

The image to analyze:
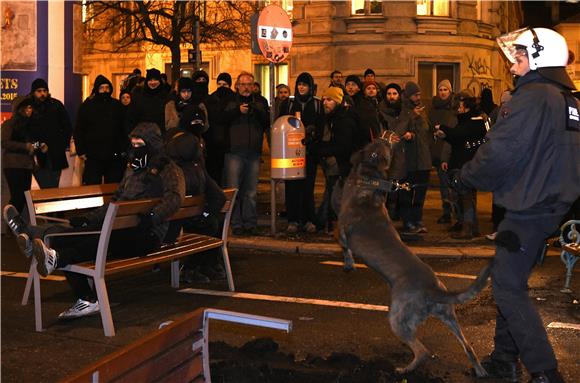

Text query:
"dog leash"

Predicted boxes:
[[355, 176, 412, 192]]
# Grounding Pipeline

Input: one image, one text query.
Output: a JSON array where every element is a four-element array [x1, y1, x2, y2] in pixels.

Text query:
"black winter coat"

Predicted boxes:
[[28, 96, 72, 170], [314, 106, 357, 178], [206, 87, 237, 153], [379, 100, 412, 180], [126, 85, 169, 134], [440, 109, 487, 170], [356, 96, 384, 149], [223, 93, 270, 155], [461, 71, 580, 214], [74, 76, 126, 160]]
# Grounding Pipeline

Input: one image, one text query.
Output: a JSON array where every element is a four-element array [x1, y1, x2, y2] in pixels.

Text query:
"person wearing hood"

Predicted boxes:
[[27, 78, 73, 188], [434, 89, 488, 239], [399, 81, 431, 235], [344, 74, 364, 110], [206, 73, 236, 186], [2, 96, 46, 212], [274, 83, 291, 118], [164, 118, 227, 283], [165, 77, 195, 131], [222, 71, 270, 235], [429, 79, 457, 225], [74, 75, 126, 185], [125, 68, 169, 134], [480, 88, 499, 123], [4, 122, 185, 319], [448, 28, 579, 383], [378, 83, 412, 220], [278, 72, 325, 233]]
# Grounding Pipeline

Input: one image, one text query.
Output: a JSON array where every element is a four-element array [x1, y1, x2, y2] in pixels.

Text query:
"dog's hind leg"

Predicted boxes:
[[338, 225, 355, 272], [435, 305, 488, 378], [389, 307, 430, 374]]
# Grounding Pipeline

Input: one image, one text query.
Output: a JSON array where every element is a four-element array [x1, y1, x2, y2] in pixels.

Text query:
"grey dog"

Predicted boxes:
[[334, 140, 490, 377]]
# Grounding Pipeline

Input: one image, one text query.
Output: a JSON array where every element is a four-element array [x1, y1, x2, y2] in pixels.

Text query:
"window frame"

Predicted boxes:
[[351, 0, 383, 16], [416, 0, 450, 17]]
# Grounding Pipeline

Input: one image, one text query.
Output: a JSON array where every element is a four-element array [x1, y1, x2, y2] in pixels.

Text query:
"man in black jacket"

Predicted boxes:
[[452, 28, 579, 383], [4, 122, 185, 320], [222, 71, 269, 235], [74, 75, 126, 185], [126, 68, 169, 134], [28, 78, 72, 188]]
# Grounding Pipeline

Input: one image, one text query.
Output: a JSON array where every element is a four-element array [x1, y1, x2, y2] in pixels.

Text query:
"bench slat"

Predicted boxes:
[[35, 196, 114, 215], [30, 183, 118, 202], [60, 309, 205, 383]]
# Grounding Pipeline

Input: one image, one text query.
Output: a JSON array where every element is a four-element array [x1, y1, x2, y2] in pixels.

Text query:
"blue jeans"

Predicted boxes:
[[223, 152, 260, 230]]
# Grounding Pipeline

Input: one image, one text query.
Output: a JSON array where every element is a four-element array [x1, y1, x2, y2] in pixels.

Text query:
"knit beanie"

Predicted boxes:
[[31, 78, 48, 93], [363, 80, 379, 91], [322, 86, 343, 104], [385, 83, 402, 95], [145, 68, 161, 81], [364, 68, 375, 77], [404, 81, 421, 97], [178, 77, 193, 92], [216, 72, 232, 87], [437, 79, 452, 91], [345, 74, 362, 90], [458, 88, 475, 100], [192, 70, 209, 83]]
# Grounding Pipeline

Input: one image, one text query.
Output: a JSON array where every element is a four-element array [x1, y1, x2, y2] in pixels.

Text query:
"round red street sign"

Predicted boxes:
[[257, 4, 292, 63]]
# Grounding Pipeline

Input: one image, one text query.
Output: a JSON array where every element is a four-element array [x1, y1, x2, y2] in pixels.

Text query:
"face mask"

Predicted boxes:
[[129, 145, 149, 171]]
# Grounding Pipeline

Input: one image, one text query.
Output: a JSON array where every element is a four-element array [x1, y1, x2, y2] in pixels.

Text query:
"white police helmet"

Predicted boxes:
[[497, 27, 575, 89]]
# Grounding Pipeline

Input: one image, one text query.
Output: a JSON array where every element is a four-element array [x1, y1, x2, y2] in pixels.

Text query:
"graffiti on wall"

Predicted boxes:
[[466, 54, 494, 96]]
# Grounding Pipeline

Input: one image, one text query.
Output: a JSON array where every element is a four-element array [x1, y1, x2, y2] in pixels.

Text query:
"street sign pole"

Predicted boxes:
[[270, 61, 277, 235]]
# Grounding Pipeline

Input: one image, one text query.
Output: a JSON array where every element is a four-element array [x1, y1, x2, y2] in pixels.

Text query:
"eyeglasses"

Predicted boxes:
[[239, 82, 253, 87]]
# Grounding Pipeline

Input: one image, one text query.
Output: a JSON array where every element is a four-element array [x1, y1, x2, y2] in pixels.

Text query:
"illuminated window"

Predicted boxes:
[[254, 63, 289, 102], [352, 0, 382, 15], [417, 0, 449, 16], [265, 0, 293, 18]]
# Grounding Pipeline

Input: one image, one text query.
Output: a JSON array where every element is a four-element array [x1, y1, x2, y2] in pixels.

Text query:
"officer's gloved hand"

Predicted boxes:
[[69, 216, 90, 228], [447, 169, 470, 194]]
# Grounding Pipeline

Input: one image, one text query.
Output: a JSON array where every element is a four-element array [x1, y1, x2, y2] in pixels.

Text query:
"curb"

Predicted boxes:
[[229, 237, 562, 259]]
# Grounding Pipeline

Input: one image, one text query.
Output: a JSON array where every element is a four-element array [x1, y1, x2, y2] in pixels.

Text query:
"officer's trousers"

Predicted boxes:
[[491, 211, 563, 373]]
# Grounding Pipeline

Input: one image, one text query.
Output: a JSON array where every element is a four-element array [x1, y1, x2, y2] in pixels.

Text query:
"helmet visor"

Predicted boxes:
[[496, 28, 529, 64]]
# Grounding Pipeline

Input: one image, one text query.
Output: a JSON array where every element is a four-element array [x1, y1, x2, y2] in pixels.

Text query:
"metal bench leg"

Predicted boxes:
[[21, 260, 36, 305], [221, 246, 235, 291], [171, 260, 180, 289], [93, 277, 115, 337], [560, 250, 578, 293], [33, 267, 43, 332]]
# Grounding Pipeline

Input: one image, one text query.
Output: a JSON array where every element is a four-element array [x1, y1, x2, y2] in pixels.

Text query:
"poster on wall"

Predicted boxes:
[[1, 1, 37, 71]]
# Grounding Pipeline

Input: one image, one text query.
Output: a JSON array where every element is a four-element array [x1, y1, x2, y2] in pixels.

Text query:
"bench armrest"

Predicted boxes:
[[204, 308, 292, 333], [44, 230, 102, 242], [36, 215, 70, 224]]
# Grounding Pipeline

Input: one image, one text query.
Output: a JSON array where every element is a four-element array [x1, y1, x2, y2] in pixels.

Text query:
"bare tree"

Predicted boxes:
[[84, 0, 258, 81]]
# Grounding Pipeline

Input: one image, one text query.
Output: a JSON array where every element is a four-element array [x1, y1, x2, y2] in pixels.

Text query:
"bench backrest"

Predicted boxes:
[[93, 189, 237, 276], [25, 184, 118, 225], [60, 308, 207, 383]]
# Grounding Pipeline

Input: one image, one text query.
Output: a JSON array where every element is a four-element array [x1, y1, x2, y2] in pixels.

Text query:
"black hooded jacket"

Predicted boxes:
[[74, 75, 126, 160], [278, 72, 325, 147], [314, 106, 357, 178], [439, 109, 487, 169], [126, 81, 169, 134], [84, 122, 185, 242]]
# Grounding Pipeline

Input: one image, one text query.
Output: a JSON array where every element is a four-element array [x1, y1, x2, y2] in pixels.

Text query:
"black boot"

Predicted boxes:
[[529, 369, 565, 383], [478, 355, 522, 382]]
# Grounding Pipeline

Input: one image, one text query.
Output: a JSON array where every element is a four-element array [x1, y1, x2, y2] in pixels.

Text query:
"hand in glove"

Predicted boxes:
[[447, 169, 470, 194], [138, 211, 155, 230], [69, 216, 90, 228]]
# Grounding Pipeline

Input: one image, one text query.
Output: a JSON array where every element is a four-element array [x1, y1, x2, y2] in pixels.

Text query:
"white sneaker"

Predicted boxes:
[[32, 239, 58, 277], [17, 233, 33, 258], [486, 232, 497, 241], [58, 299, 100, 320]]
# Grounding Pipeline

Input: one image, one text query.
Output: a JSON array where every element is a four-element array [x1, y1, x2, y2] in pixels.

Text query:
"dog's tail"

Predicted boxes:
[[431, 260, 493, 304]]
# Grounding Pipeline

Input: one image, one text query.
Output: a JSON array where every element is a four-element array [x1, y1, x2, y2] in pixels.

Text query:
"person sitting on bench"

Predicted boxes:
[[3, 122, 185, 319], [164, 105, 226, 283]]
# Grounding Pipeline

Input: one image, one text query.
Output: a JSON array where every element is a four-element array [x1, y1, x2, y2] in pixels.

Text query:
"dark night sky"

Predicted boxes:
[[522, 1, 580, 27]]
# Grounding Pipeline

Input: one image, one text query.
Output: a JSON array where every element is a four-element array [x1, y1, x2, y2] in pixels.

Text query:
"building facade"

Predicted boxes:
[[80, 1, 527, 105]]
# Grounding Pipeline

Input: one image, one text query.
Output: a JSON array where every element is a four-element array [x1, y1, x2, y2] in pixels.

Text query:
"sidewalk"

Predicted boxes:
[[229, 170, 561, 258]]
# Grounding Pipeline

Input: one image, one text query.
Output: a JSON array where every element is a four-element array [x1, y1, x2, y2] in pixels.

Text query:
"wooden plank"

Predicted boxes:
[[34, 196, 111, 215], [152, 353, 205, 383], [59, 309, 205, 383], [30, 184, 118, 202], [111, 338, 203, 383], [563, 243, 580, 256]]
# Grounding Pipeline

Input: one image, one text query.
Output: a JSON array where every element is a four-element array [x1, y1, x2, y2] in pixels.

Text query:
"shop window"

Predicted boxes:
[[352, 0, 382, 15], [417, 0, 449, 16]]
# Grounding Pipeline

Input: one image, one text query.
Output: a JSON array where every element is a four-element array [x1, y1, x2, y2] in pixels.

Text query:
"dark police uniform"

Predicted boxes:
[[459, 70, 580, 373]]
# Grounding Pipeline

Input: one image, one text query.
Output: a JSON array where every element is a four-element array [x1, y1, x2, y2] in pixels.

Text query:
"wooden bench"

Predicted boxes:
[[559, 219, 580, 293], [60, 308, 292, 383], [21, 184, 238, 336]]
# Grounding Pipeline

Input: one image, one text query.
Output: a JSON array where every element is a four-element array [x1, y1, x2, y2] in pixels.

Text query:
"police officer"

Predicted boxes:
[[450, 28, 580, 383]]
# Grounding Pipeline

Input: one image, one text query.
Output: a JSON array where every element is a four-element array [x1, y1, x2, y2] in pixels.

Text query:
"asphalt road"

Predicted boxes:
[[1, 234, 579, 383]]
